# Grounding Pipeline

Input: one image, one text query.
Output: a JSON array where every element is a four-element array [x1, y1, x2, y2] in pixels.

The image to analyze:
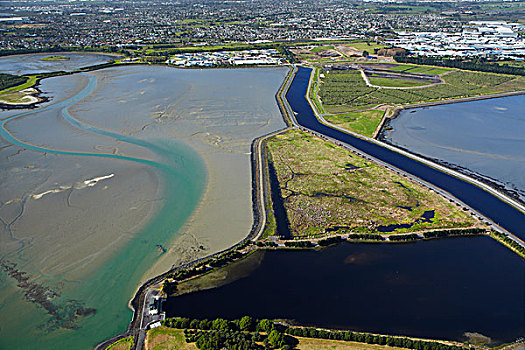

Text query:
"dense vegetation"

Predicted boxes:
[[423, 228, 485, 239], [164, 317, 297, 350], [0, 73, 28, 91], [317, 68, 522, 112], [492, 231, 525, 257], [395, 55, 525, 76], [162, 316, 471, 350], [388, 234, 419, 241]]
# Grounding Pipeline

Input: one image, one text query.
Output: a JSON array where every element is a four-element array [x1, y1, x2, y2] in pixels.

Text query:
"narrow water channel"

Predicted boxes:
[[286, 67, 525, 240]]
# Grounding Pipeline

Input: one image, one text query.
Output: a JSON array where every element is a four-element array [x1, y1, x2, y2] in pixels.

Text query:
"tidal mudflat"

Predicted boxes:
[[165, 237, 525, 344], [0, 63, 287, 349], [0, 52, 118, 75], [383, 95, 525, 203]]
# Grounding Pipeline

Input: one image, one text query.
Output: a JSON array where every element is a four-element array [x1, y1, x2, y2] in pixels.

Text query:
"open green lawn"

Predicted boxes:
[[310, 45, 334, 53], [308, 68, 326, 114], [296, 337, 410, 350], [266, 129, 480, 237], [368, 76, 432, 88], [420, 68, 451, 75], [145, 327, 198, 350], [347, 42, 385, 52], [317, 68, 525, 113], [323, 110, 385, 137]]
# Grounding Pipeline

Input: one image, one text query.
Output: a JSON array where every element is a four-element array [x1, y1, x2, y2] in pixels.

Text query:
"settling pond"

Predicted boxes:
[[383, 95, 525, 204], [165, 237, 525, 344]]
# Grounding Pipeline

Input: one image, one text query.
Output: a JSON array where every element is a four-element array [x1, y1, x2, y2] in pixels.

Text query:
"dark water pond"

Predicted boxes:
[[165, 237, 524, 344], [384, 95, 525, 204]]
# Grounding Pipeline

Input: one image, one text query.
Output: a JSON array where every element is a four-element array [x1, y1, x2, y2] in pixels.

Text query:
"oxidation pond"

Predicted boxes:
[[165, 237, 525, 344], [383, 95, 525, 203]]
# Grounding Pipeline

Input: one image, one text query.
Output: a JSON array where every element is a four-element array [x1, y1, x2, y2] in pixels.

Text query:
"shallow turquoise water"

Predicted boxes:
[[0, 72, 207, 349], [0, 62, 287, 349]]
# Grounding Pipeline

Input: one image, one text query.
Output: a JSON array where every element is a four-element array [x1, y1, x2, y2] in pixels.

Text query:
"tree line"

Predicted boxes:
[[394, 55, 525, 76], [163, 316, 471, 350], [422, 228, 485, 239], [0, 73, 27, 91]]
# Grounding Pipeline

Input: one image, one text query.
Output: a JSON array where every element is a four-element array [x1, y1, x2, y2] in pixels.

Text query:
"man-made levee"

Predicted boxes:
[[286, 67, 525, 242]]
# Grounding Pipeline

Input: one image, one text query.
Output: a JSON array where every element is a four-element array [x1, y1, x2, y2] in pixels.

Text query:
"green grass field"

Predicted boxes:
[[310, 45, 334, 53], [323, 110, 385, 137], [346, 42, 385, 52], [145, 327, 197, 350]]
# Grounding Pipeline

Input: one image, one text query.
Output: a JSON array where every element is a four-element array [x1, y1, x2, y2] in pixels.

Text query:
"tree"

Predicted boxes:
[[199, 319, 211, 330], [239, 316, 255, 332], [267, 330, 285, 348], [162, 280, 177, 295], [212, 318, 230, 331], [362, 50, 370, 58], [257, 319, 273, 333]]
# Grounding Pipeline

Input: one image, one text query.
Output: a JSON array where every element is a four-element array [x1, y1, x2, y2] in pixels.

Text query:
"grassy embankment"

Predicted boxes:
[[322, 110, 386, 137], [106, 337, 133, 350], [309, 45, 334, 53], [265, 129, 481, 238], [145, 327, 197, 350]]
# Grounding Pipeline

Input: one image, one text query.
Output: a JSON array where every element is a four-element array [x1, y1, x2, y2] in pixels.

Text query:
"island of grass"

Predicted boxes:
[[40, 55, 70, 61], [265, 129, 483, 238]]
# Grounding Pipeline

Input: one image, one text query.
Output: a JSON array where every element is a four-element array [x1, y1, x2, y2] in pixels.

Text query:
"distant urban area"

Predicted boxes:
[[1, 0, 524, 64]]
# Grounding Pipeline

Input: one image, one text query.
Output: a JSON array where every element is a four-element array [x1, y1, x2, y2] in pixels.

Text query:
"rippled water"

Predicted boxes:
[[384, 96, 525, 203]]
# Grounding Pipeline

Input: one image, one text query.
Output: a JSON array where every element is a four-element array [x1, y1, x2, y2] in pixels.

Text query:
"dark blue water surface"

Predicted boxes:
[[286, 67, 525, 240], [165, 238, 525, 343]]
